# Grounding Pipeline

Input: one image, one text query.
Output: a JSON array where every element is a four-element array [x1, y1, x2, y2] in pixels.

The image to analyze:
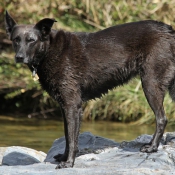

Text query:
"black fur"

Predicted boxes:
[[5, 10, 175, 168]]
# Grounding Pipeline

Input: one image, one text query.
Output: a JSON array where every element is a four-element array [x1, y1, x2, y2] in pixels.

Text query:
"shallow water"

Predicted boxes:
[[0, 116, 174, 153]]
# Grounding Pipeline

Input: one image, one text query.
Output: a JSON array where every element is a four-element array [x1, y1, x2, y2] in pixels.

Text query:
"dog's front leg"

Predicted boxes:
[[54, 105, 69, 162], [56, 97, 82, 169]]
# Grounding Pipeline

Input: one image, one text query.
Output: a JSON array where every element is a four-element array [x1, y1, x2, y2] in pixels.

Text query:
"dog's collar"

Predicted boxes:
[[31, 51, 48, 81], [32, 65, 39, 81]]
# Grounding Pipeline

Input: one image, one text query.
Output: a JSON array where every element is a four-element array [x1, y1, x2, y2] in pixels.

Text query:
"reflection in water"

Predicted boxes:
[[0, 116, 174, 153]]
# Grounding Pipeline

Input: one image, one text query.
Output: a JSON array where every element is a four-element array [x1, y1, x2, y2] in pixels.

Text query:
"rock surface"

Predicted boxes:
[[0, 132, 175, 174]]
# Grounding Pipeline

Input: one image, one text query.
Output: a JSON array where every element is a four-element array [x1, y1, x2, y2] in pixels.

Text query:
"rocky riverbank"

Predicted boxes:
[[0, 132, 175, 174]]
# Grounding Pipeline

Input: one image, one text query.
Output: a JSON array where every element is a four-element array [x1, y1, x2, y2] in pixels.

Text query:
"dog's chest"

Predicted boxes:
[[37, 64, 62, 101]]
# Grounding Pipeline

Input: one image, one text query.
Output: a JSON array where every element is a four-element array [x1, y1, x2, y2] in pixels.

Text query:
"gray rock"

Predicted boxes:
[[45, 131, 119, 163], [119, 134, 153, 152], [165, 132, 175, 146], [1, 146, 46, 166], [0, 132, 175, 174], [2, 152, 40, 166]]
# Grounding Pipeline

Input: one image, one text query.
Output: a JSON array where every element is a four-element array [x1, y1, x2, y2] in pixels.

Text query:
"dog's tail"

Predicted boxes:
[[168, 78, 175, 101]]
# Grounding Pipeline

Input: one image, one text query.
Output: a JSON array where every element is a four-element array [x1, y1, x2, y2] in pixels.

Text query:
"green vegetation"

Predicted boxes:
[[0, 0, 175, 124]]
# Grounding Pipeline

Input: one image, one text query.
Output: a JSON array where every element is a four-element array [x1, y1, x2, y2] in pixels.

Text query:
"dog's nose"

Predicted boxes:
[[15, 54, 24, 63]]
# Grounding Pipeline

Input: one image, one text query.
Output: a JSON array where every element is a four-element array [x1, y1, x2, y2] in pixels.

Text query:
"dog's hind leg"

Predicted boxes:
[[140, 74, 167, 153]]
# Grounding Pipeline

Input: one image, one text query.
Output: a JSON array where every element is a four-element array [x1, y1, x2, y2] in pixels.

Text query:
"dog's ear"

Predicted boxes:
[[34, 18, 57, 40], [5, 11, 17, 38]]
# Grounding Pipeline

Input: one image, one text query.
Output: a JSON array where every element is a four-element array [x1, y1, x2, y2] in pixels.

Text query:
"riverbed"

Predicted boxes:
[[0, 115, 174, 153]]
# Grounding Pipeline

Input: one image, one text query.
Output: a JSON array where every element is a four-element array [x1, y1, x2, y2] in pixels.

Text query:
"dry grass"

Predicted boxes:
[[2, 0, 175, 31]]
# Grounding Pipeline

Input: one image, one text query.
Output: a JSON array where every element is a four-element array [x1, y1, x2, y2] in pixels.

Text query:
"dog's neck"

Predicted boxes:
[[28, 35, 51, 76], [28, 52, 47, 80]]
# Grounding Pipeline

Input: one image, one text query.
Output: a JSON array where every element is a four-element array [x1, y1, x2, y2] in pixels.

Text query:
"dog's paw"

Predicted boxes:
[[55, 161, 73, 169], [140, 144, 158, 153], [54, 153, 68, 162]]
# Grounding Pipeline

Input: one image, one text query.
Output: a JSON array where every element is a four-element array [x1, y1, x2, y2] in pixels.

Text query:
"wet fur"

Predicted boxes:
[[5, 11, 175, 169]]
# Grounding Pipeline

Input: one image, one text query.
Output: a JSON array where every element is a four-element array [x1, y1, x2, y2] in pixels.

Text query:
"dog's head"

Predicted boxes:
[[5, 11, 56, 67]]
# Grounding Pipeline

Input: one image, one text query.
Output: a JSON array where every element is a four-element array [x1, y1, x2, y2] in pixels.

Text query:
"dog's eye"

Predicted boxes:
[[13, 37, 20, 44], [27, 38, 35, 42]]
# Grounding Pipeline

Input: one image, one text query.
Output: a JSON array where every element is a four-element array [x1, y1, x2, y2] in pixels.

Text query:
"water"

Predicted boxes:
[[0, 116, 174, 153]]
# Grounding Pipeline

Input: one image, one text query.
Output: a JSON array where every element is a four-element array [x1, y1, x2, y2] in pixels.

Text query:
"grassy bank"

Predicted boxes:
[[83, 79, 175, 125], [0, 0, 175, 124]]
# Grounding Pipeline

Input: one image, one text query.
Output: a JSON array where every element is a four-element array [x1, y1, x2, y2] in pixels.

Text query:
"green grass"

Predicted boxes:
[[1, 0, 175, 123], [83, 79, 175, 125]]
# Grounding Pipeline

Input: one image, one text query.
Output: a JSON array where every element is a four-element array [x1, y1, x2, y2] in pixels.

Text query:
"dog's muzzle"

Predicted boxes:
[[15, 54, 24, 63], [15, 54, 29, 64]]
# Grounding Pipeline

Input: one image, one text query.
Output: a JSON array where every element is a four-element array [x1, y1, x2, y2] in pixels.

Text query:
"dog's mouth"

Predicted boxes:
[[23, 58, 29, 64]]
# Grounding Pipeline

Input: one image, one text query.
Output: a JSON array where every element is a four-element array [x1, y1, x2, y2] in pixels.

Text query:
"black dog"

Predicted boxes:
[[5, 11, 175, 168]]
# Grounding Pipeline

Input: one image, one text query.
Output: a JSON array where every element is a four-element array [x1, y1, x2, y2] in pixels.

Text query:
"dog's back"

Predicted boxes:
[[66, 20, 175, 100]]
